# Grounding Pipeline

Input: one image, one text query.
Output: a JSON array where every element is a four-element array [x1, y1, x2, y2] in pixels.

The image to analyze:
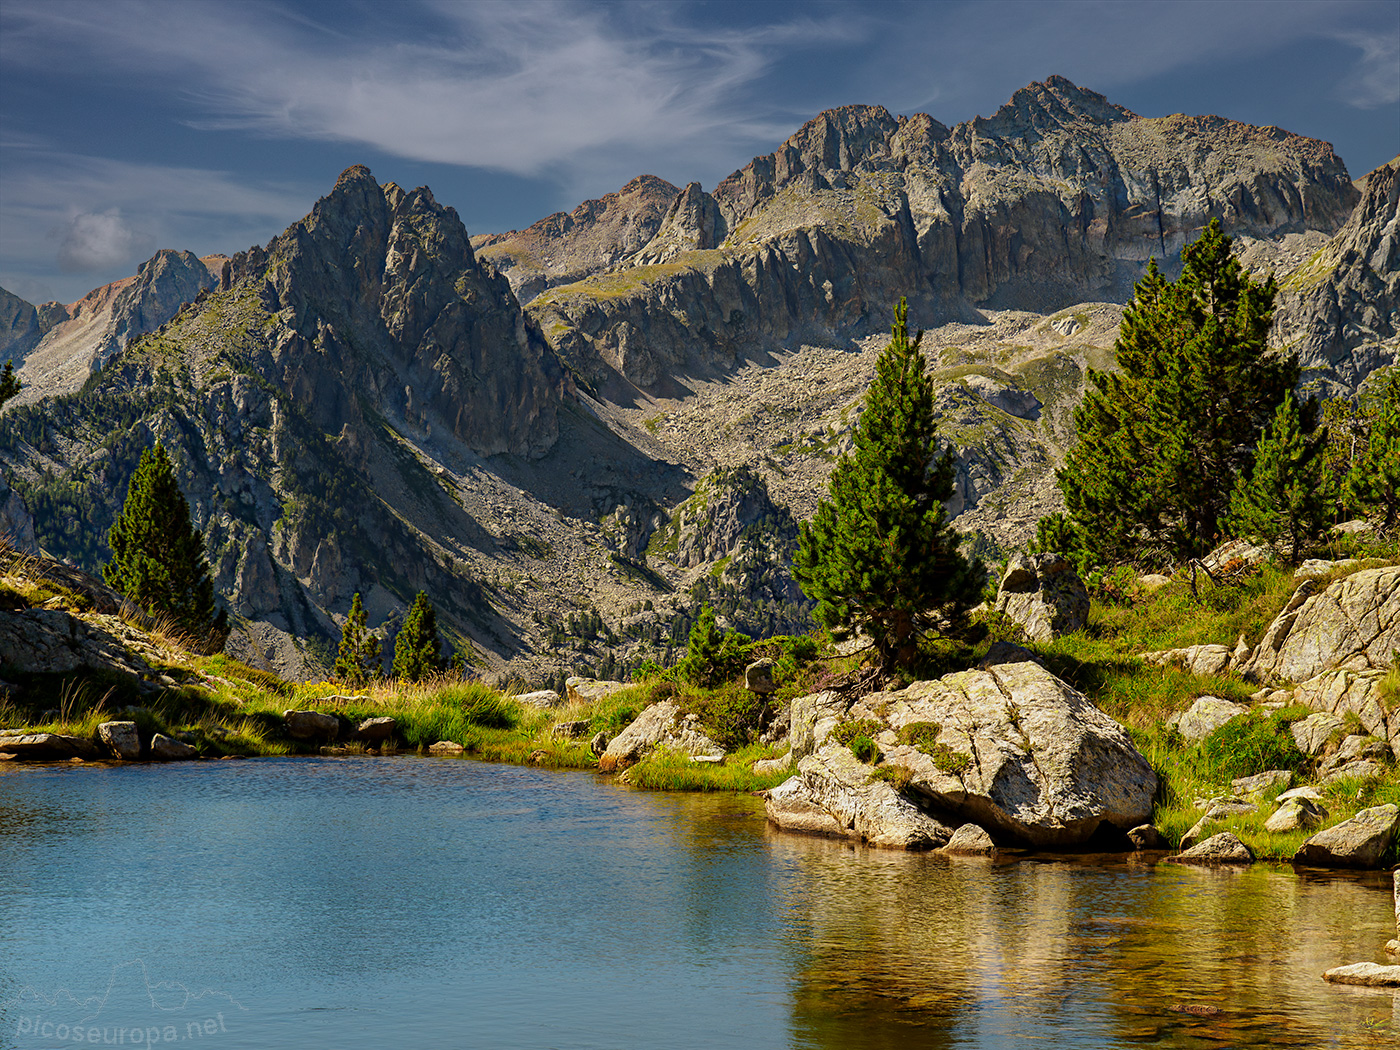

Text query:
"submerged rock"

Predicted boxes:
[[1169, 832, 1254, 865], [1127, 824, 1165, 850], [1321, 962, 1400, 987]]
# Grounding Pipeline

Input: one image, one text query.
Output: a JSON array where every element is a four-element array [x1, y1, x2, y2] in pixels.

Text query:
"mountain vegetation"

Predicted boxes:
[[1056, 221, 1303, 568], [0, 79, 1393, 687], [794, 299, 981, 669], [103, 442, 226, 648]]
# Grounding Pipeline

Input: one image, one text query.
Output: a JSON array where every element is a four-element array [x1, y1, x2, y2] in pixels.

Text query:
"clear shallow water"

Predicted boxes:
[[0, 757, 1395, 1050]]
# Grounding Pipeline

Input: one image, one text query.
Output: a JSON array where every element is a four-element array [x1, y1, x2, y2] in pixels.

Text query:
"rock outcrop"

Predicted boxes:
[[993, 552, 1089, 642], [597, 700, 724, 772], [1275, 158, 1399, 395], [473, 175, 680, 302], [767, 657, 1156, 848], [2, 166, 568, 678], [1242, 567, 1400, 683]]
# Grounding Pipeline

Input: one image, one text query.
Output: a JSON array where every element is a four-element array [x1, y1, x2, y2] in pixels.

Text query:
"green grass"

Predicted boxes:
[[622, 743, 792, 792]]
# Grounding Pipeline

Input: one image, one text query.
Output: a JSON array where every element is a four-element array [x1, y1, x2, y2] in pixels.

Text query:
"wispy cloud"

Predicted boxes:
[[1331, 29, 1400, 108], [1, 0, 846, 187]]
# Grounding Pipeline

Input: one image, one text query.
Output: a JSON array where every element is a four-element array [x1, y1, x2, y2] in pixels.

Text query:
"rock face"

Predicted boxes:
[[1294, 804, 1400, 867], [1274, 158, 1399, 395], [768, 657, 1156, 848], [473, 175, 681, 302], [0, 608, 157, 680], [1243, 568, 1400, 683], [993, 553, 1089, 642], [2, 165, 567, 680], [13, 250, 219, 403], [529, 77, 1356, 392], [597, 700, 724, 772], [98, 720, 141, 760]]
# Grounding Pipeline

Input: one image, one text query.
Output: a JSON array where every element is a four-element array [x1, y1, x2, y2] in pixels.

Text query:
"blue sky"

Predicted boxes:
[[2, 0, 1396, 306]]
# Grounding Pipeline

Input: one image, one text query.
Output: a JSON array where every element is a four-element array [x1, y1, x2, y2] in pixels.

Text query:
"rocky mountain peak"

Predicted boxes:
[[977, 75, 1136, 137]]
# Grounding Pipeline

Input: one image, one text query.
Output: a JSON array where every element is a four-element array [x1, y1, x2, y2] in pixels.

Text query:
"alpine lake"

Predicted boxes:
[[1, 755, 1395, 1049]]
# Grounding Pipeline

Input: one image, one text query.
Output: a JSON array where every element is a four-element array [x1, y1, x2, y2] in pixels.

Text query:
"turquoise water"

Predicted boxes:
[[0, 757, 1395, 1049]]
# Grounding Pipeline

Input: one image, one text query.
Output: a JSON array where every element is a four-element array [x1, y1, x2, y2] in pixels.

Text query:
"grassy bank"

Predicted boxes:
[[4, 538, 1399, 862]]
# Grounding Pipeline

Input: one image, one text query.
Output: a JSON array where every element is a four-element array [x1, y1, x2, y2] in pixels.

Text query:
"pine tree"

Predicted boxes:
[[1058, 220, 1298, 566], [333, 591, 380, 685], [391, 591, 443, 682], [0, 360, 19, 408], [1226, 392, 1329, 561], [1342, 369, 1400, 530], [104, 442, 226, 648], [792, 298, 981, 671]]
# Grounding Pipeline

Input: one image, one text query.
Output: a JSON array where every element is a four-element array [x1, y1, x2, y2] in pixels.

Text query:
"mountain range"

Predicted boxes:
[[0, 76, 1395, 684]]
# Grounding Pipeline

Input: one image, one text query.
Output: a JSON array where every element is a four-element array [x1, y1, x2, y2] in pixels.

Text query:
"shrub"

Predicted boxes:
[[849, 735, 878, 763], [897, 721, 942, 752], [831, 718, 883, 748], [1199, 709, 1309, 780]]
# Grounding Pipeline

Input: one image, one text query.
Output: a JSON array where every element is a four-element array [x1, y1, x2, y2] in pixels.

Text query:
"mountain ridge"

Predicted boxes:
[[0, 77, 1393, 685]]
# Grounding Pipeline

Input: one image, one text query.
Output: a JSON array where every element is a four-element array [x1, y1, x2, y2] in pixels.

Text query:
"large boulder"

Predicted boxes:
[[97, 720, 141, 760], [283, 710, 341, 742], [597, 701, 724, 772], [766, 658, 1156, 848], [1294, 804, 1400, 867], [0, 731, 99, 760], [1242, 567, 1400, 683], [993, 553, 1089, 642], [149, 733, 197, 761]]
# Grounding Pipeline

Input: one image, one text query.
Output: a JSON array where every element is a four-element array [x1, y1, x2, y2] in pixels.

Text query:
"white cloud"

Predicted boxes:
[[57, 208, 151, 272], [0, 150, 312, 301]]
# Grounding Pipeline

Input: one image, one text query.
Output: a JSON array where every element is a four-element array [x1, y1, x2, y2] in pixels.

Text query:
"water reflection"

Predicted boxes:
[[765, 832, 1397, 1049], [0, 760, 1395, 1050]]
